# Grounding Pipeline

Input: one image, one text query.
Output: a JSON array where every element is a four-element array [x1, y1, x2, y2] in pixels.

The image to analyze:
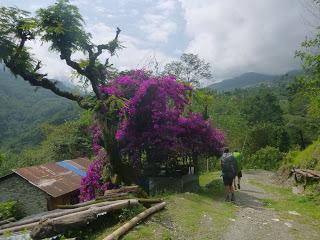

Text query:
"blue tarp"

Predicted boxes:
[[57, 161, 86, 177]]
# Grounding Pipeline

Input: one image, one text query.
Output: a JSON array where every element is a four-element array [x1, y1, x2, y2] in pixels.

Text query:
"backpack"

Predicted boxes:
[[222, 153, 237, 177]]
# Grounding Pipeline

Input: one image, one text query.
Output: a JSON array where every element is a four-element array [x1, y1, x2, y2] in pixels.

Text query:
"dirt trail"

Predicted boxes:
[[222, 170, 318, 240]]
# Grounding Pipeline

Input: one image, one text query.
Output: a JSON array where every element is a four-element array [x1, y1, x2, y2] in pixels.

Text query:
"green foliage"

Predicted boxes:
[[284, 140, 320, 170], [295, 29, 320, 122], [0, 69, 81, 152], [246, 146, 284, 170], [0, 111, 93, 176], [194, 89, 249, 150], [242, 89, 283, 124], [117, 205, 145, 223], [0, 6, 37, 71], [246, 123, 289, 154], [37, 0, 91, 54], [163, 53, 212, 87], [0, 201, 24, 220]]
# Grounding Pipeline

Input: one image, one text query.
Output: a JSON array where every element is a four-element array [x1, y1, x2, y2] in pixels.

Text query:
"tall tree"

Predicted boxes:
[[163, 53, 213, 87], [242, 89, 283, 124], [0, 0, 123, 177]]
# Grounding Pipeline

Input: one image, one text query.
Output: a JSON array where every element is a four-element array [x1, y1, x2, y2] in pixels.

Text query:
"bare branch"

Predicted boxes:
[[34, 61, 41, 72], [93, 27, 121, 60], [4, 59, 92, 109]]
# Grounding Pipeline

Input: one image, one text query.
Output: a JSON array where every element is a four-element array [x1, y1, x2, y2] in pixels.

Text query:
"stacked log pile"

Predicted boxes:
[[291, 168, 320, 186], [0, 185, 166, 240]]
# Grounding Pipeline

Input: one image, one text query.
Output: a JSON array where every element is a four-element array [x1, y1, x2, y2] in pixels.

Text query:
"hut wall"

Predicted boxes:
[[0, 174, 48, 215]]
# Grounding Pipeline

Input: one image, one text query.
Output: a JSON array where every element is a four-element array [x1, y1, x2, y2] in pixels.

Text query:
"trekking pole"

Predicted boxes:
[[241, 132, 248, 155]]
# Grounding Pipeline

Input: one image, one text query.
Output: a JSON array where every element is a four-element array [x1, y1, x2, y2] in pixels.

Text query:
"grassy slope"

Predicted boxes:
[[95, 172, 236, 240], [0, 70, 81, 152], [249, 180, 320, 228], [290, 140, 320, 171]]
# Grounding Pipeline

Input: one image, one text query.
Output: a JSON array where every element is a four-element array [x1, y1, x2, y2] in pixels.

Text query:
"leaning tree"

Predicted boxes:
[[0, 0, 124, 176], [0, 0, 225, 201]]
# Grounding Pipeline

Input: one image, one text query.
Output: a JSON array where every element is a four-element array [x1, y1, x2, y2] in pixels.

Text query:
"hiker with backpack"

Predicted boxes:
[[233, 149, 243, 190], [221, 147, 238, 201]]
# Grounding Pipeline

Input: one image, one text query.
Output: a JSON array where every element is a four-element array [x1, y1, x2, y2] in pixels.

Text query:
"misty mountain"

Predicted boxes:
[[0, 68, 81, 152], [208, 70, 302, 91]]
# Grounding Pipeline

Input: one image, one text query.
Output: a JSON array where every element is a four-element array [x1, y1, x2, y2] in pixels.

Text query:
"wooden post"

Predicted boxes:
[[103, 202, 166, 240]]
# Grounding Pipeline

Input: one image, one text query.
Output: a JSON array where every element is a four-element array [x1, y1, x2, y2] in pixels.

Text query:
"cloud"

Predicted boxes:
[[139, 0, 178, 43], [26, 22, 173, 83], [179, 0, 315, 80], [140, 14, 177, 43], [88, 23, 174, 71]]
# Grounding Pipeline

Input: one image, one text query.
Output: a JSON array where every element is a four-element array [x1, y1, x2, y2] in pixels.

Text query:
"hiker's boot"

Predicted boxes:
[[238, 183, 241, 190], [230, 193, 235, 202], [225, 194, 230, 202]]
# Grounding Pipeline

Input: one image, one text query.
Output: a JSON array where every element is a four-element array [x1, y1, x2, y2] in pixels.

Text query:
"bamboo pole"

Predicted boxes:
[[103, 202, 166, 240]]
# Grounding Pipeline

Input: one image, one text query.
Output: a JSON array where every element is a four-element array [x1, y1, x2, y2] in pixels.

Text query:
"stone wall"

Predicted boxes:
[[0, 174, 48, 216], [148, 174, 200, 195]]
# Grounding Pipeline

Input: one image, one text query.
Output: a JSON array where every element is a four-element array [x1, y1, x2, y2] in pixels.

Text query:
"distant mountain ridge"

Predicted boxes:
[[207, 70, 301, 91], [0, 68, 81, 152]]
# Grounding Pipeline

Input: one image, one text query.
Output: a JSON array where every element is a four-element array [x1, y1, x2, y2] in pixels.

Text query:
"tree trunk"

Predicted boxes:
[[298, 130, 306, 150], [0, 200, 132, 232], [30, 200, 139, 240]]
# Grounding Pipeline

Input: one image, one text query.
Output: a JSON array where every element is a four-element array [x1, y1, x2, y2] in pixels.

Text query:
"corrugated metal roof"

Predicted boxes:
[[13, 158, 90, 198]]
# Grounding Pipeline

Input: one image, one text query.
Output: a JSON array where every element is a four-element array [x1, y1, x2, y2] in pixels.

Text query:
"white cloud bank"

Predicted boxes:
[[179, 0, 316, 80]]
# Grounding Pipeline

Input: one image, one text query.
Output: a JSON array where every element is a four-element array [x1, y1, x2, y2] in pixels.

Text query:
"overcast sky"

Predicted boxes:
[[1, 0, 318, 84]]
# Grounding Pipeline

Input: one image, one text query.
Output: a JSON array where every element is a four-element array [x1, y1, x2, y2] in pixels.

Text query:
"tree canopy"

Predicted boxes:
[[163, 53, 213, 87], [0, 0, 225, 201]]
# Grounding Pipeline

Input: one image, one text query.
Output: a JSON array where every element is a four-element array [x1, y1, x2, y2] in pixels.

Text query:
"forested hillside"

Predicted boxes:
[[0, 68, 81, 152], [208, 70, 301, 91]]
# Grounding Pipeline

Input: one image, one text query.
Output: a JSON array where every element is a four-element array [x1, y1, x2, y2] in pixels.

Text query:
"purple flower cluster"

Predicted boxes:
[[107, 71, 224, 163], [79, 125, 114, 202], [80, 71, 225, 201]]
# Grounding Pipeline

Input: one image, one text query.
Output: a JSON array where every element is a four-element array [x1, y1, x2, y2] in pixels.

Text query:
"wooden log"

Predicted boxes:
[[56, 198, 114, 209], [104, 186, 140, 196], [301, 169, 320, 178], [30, 199, 139, 240], [103, 202, 166, 240], [0, 199, 130, 233], [292, 168, 320, 179], [138, 198, 163, 204], [96, 193, 129, 201], [0, 217, 16, 226]]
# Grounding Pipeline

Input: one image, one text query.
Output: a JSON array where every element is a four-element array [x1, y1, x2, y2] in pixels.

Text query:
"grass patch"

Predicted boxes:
[[249, 180, 320, 226], [118, 172, 236, 240], [60, 204, 146, 240]]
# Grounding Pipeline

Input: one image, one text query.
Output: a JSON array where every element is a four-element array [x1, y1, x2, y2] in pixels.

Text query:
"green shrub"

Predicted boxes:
[[0, 201, 24, 220], [282, 140, 320, 170], [247, 146, 284, 170]]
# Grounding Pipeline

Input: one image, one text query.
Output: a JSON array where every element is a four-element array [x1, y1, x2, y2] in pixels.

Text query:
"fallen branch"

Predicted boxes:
[[30, 199, 139, 240], [103, 202, 166, 240]]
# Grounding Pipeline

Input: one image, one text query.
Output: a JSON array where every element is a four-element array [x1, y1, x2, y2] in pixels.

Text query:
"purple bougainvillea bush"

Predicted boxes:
[[80, 70, 224, 201]]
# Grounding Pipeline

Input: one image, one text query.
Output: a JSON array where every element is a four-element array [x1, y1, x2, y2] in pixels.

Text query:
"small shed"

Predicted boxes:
[[0, 158, 90, 216]]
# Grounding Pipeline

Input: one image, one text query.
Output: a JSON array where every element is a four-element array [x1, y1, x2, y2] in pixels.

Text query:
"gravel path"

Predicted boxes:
[[221, 170, 318, 240]]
